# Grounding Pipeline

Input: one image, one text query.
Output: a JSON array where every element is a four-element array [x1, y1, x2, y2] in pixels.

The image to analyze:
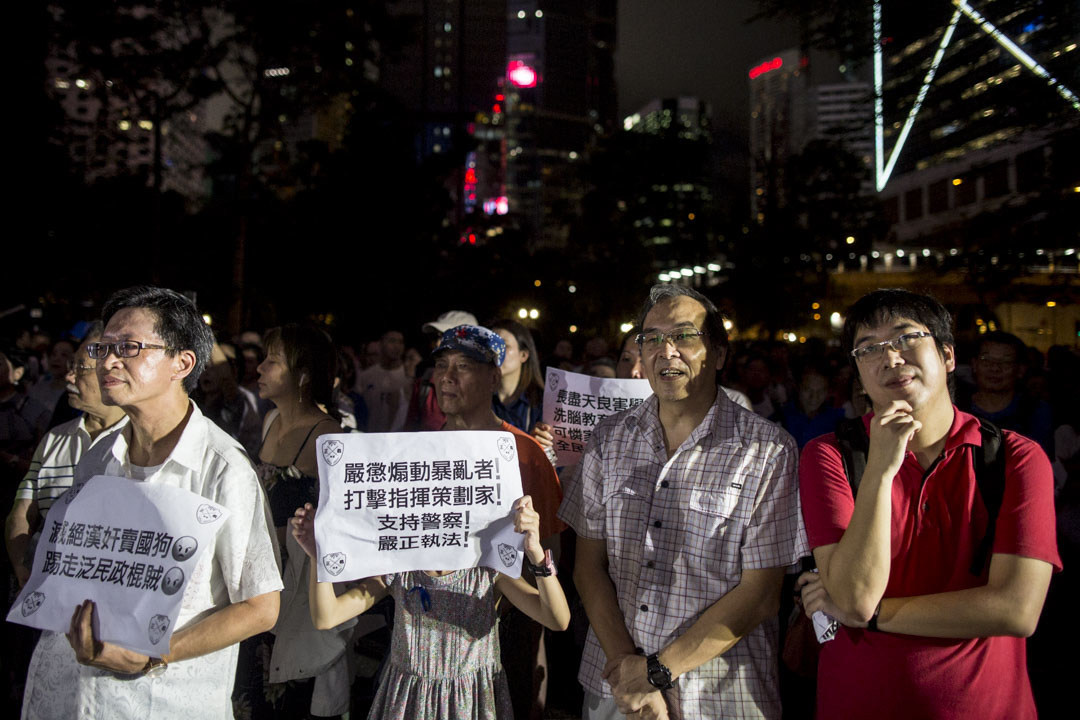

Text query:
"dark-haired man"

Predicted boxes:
[[963, 330, 1053, 455], [798, 288, 1060, 720], [560, 284, 806, 719], [22, 286, 282, 720]]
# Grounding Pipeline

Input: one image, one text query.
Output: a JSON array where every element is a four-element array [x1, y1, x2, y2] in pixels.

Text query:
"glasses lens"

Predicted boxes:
[[86, 343, 105, 359], [118, 342, 140, 358]]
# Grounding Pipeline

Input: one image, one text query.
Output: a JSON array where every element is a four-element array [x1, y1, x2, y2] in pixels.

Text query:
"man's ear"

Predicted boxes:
[[173, 350, 198, 383], [713, 346, 728, 373], [942, 344, 956, 373]]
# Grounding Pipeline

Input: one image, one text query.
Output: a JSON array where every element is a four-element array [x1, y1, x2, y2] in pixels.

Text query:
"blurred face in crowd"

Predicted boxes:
[[49, 340, 76, 379], [972, 341, 1021, 394], [363, 341, 381, 368], [616, 336, 644, 379], [496, 330, 526, 379], [798, 371, 828, 416], [381, 331, 405, 363], [640, 296, 723, 405], [741, 358, 771, 391], [256, 341, 295, 404], [432, 350, 498, 419], [242, 347, 261, 384], [67, 338, 107, 415]]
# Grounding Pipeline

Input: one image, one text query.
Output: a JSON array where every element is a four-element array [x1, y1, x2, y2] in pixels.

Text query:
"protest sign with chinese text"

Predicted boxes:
[[6, 475, 229, 656], [314, 431, 525, 582], [542, 367, 653, 466]]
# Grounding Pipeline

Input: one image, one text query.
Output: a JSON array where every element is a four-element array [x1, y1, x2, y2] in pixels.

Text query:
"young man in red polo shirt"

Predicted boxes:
[[798, 288, 1060, 719]]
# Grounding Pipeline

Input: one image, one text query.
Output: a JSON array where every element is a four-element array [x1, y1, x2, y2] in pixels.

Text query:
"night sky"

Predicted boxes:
[[616, 0, 799, 143]]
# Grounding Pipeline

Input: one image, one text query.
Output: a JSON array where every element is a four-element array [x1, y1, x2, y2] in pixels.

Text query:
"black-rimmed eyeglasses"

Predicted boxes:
[[86, 342, 175, 360]]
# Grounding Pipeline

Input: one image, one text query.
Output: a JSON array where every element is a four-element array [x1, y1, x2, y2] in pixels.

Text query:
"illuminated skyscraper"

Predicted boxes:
[[504, 0, 617, 247], [873, 0, 1078, 245]]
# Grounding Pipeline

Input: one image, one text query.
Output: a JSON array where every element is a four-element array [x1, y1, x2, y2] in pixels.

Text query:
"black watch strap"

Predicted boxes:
[[646, 652, 673, 690]]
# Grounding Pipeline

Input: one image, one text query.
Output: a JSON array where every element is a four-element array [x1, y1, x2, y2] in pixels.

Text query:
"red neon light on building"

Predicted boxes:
[[507, 60, 538, 88], [465, 168, 477, 184], [748, 57, 784, 80]]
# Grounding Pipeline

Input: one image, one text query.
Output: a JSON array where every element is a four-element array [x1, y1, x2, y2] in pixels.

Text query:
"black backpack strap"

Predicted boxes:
[[970, 418, 1006, 576], [835, 417, 869, 496]]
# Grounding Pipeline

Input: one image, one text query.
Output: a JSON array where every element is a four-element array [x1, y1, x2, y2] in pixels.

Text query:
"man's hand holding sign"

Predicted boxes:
[[8, 474, 230, 671]]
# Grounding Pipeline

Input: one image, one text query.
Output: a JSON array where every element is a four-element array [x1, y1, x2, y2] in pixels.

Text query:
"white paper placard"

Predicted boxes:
[[541, 368, 654, 466], [314, 431, 525, 583], [6, 475, 230, 656]]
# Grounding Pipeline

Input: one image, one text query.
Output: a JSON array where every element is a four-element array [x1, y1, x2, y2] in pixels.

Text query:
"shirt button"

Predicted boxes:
[[660, 480, 669, 488], [653, 520, 662, 528], [646, 560, 655, 568], [922, 503, 929, 512], [640, 604, 648, 612]]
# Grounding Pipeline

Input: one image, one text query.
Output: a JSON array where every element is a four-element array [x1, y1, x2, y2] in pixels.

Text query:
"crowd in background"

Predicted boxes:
[[2, 301, 1077, 718]]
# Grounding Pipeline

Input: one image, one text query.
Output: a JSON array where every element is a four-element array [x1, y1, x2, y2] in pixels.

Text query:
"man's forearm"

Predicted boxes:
[[659, 567, 785, 679], [167, 590, 279, 661], [5, 499, 37, 584], [817, 465, 894, 621], [574, 536, 637, 661], [876, 554, 1052, 639]]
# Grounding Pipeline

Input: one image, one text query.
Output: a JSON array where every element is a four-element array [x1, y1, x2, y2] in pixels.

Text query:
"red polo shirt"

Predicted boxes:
[[800, 408, 1061, 720]]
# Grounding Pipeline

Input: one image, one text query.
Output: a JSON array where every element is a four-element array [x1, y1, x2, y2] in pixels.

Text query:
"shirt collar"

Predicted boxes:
[[861, 405, 983, 451], [110, 400, 207, 474], [636, 387, 739, 452]]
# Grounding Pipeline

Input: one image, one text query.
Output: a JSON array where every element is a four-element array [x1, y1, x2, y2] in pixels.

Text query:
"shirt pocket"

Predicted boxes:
[[685, 485, 744, 545], [601, 481, 649, 553]]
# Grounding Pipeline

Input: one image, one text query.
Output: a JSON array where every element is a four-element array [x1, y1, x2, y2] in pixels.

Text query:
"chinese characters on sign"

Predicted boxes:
[[6, 476, 228, 656], [314, 432, 526, 582], [542, 368, 653, 466]]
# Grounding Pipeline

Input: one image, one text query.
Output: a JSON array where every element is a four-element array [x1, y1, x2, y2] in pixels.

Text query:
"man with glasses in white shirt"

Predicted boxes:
[[6, 322, 128, 588], [560, 284, 806, 719], [798, 288, 1060, 720], [21, 285, 282, 720]]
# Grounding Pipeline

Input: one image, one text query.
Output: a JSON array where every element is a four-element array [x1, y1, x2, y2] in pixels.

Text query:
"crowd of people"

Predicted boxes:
[[1, 283, 1075, 719]]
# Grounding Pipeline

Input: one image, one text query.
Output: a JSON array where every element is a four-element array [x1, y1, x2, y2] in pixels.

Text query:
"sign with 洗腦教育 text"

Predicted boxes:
[[542, 367, 653, 466], [6, 475, 229, 656], [314, 431, 525, 582]]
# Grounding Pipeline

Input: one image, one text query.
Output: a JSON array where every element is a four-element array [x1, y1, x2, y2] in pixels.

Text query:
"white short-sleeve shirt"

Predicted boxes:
[[22, 402, 283, 720]]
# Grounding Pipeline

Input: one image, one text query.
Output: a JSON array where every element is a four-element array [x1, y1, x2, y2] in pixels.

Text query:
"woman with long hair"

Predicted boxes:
[[236, 323, 348, 719], [490, 319, 544, 433]]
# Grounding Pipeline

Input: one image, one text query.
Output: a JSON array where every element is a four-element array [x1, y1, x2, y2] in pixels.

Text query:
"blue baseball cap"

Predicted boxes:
[[433, 325, 506, 367]]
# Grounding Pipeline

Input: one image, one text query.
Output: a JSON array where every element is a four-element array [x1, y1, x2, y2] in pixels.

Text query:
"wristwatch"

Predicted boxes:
[[141, 656, 168, 677], [646, 653, 674, 690], [528, 549, 557, 577]]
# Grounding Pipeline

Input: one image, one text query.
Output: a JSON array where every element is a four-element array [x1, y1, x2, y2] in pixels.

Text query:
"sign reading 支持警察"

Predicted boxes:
[[542, 367, 653, 466], [6, 475, 229, 656], [314, 431, 525, 583]]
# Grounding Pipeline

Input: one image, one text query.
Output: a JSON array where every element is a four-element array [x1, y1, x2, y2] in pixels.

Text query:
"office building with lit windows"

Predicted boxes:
[[47, 56, 210, 202], [875, 0, 1078, 246], [504, 0, 617, 247]]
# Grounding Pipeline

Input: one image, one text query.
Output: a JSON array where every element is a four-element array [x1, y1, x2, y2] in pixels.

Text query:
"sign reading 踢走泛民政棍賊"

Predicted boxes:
[[542, 367, 653, 466], [314, 431, 525, 583], [6, 475, 229, 656]]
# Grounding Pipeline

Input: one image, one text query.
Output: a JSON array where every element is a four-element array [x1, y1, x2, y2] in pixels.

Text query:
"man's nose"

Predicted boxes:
[[65, 365, 77, 383], [883, 345, 905, 367]]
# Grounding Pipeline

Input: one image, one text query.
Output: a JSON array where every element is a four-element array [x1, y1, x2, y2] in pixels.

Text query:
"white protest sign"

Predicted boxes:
[[542, 367, 654, 466], [314, 431, 525, 583], [6, 475, 229, 656]]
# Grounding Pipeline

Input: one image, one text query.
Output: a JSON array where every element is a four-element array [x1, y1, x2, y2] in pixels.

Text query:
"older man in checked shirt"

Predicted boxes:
[[559, 285, 807, 719]]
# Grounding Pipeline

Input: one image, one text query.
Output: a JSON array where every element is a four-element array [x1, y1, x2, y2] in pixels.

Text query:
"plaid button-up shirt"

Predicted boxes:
[[559, 390, 808, 719]]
